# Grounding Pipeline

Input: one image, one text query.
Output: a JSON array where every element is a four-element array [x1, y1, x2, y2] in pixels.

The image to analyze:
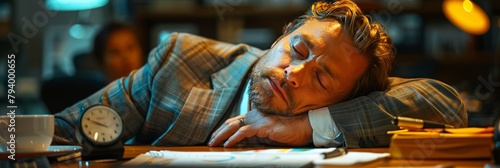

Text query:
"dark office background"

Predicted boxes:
[[0, 0, 498, 126]]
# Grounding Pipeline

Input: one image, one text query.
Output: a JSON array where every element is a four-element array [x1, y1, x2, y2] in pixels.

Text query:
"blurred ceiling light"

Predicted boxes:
[[69, 24, 86, 39], [443, 0, 490, 35], [46, 0, 108, 11]]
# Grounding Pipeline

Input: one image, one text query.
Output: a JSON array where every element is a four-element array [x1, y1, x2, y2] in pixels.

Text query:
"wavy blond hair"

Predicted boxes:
[[282, 0, 396, 99]]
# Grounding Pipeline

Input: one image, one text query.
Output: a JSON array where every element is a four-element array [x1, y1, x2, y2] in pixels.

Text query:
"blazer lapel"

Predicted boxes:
[[211, 48, 263, 89], [154, 49, 263, 146]]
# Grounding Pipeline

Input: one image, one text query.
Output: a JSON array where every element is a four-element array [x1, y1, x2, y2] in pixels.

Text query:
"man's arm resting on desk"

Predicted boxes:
[[211, 77, 467, 148], [311, 77, 467, 148]]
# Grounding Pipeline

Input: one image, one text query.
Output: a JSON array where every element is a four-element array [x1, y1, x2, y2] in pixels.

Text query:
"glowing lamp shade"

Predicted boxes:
[[443, 0, 490, 35], [46, 0, 109, 11]]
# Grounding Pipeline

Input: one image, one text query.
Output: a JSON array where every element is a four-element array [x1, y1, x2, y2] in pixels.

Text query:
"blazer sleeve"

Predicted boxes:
[[51, 33, 182, 145], [326, 77, 467, 148], [52, 32, 262, 145]]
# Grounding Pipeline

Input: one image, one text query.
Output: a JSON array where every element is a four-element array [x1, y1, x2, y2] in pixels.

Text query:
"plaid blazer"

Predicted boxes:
[[53, 33, 264, 145], [328, 78, 467, 147], [53, 33, 467, 147]]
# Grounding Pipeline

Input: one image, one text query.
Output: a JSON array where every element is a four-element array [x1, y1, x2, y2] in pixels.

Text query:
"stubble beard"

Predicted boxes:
[[248, 56, 296, 117]]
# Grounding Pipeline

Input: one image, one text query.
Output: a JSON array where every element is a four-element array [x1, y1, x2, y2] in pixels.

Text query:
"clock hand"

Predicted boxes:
[[89, 120, 109, 128]]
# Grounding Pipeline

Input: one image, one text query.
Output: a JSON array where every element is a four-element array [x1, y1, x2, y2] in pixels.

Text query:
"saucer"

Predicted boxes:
[[0, 145, 82, 159]]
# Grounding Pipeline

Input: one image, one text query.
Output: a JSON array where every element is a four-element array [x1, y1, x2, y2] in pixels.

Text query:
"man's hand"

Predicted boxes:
[[208, 109, 313, 147]]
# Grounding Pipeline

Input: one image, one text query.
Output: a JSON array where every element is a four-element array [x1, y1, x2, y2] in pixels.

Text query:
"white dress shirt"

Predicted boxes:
[[239, 81, 251, 116], [308, 107, 342, 147]]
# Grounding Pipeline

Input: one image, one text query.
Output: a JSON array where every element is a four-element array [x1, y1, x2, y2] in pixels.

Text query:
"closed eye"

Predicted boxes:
[[316, 71, 327, 89], [292, 46, 307, 60]]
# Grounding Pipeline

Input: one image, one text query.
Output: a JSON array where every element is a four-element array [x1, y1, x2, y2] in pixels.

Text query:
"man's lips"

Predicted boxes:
[[267, 77, 287, 103]]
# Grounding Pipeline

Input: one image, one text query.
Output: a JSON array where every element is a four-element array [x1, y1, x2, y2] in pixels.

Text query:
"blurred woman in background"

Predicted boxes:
[[42, 22, 144, 113], [92, 22, 144, 83]]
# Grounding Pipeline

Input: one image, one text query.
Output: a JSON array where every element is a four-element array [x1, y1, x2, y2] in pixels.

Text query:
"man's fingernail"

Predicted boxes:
[[223, 141, 228, 147]]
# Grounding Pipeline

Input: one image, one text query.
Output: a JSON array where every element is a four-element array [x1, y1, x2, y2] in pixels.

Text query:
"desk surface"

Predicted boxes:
[[51, 146, 493, 168]]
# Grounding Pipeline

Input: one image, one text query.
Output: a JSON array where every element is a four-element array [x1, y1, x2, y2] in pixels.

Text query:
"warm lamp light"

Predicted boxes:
[[443, 0, 490, 35], [462, 0, 473, 12]]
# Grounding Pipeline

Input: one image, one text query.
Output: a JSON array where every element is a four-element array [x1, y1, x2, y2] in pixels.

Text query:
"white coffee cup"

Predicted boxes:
[[0, 115, 54, 152]]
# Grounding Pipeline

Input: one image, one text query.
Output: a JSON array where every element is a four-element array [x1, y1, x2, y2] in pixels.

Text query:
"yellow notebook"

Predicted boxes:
[[389, 127, 493, 159]]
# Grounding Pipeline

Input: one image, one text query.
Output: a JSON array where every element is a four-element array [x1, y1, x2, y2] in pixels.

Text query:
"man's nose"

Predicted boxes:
[[284, 64, 305, 88]]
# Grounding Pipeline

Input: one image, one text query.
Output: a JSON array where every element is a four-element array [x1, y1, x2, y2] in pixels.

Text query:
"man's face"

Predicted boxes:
[[249, 19, 369, 116]]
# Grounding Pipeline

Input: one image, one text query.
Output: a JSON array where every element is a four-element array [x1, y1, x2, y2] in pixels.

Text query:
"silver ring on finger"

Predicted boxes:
[[238, 118, 245, 127]]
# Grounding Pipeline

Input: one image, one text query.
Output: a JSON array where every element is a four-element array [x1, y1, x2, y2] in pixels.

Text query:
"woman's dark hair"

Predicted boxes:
[[92, 22, 141, 65]]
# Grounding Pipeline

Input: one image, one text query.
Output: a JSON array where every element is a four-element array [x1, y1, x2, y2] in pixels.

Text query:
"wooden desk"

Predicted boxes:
[[51, 146, 493, 168]]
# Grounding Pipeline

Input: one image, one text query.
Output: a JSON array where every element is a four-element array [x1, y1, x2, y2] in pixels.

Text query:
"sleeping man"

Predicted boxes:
[[53, 0, 466, 148]]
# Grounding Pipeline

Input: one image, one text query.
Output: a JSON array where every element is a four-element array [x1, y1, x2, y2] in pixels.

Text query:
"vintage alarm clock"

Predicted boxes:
[[76, 104, 124, 160]]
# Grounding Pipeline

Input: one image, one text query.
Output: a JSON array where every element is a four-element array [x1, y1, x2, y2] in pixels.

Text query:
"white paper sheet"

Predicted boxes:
[[121, 148, 388, 167], [313, 152, 389, 166], [122, 148, 336, 167]]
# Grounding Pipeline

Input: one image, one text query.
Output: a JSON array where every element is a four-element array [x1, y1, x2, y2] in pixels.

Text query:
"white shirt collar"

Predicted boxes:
[[239, 80, 251, 115]]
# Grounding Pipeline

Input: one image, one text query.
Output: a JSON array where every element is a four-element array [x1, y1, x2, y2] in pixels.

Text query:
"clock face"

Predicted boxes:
[[80, 105, 123, 145]]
